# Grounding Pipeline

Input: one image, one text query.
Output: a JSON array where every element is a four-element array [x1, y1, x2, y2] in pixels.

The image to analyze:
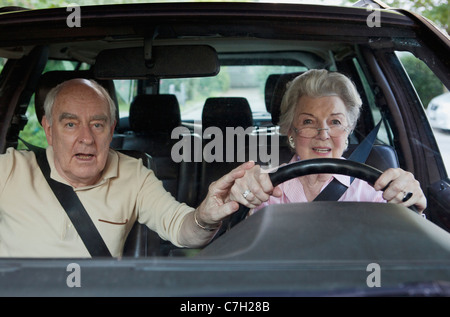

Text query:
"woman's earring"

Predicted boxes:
[[289, 136, 295, 149]]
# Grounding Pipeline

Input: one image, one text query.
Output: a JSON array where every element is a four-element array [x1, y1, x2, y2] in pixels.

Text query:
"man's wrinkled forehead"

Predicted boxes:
[[56, 80, 105, 101], [53, 81, 111, 115], [58, 112, 109, 123]]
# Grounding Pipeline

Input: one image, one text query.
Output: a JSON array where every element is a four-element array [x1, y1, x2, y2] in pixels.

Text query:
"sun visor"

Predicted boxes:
[[94, 45, 220, 79]]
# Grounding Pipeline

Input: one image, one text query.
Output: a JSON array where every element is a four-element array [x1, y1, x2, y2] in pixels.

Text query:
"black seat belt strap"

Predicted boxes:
[[32, 146, 112, 258], [346, 120, 382, 183], [314, 121, 382, 202]]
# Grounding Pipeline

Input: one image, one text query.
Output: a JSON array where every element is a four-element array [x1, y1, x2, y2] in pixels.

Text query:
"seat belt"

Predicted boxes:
[[25, 142, 112, 258], [226, 121, 383, 231], [314, 121, 382, 202]]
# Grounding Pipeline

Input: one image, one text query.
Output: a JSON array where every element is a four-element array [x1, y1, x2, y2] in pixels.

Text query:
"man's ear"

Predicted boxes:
[[41, 116, 53, 146], [108, 119, 117, 140], [111, 119, 117, 133]]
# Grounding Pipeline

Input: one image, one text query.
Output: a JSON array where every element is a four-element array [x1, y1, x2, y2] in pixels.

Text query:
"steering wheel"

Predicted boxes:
[[227, 158, 417, 230]]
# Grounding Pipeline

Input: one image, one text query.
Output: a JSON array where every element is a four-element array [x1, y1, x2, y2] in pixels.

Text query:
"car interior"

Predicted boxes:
[[21, 41, 404, 257], [1, 2, 450, 297], [0, 3, 448, 262]]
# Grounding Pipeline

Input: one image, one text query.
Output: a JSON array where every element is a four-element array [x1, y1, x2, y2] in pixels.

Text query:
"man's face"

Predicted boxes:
[[42, 80, 116, 187]]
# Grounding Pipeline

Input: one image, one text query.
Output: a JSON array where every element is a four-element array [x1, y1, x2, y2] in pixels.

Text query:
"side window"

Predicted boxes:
[[0, 57, 6, 73], [396, 51, 450, 171], [19, 91, 48, 150]]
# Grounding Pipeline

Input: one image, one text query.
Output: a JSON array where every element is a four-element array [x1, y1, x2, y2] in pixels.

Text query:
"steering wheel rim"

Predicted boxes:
[[227, 158, 416, 231], [268, 158, 382, 187]]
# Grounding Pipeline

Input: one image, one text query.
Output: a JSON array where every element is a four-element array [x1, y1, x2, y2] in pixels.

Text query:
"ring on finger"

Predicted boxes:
[[402, 191, 413, 202], [242, 189, 251, 199]]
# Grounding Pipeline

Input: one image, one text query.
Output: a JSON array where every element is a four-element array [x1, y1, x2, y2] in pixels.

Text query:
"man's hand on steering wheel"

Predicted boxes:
[[230, 162, 282, 210]]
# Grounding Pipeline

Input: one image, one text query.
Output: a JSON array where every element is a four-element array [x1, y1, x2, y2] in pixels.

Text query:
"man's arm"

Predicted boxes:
[[177, 161, 255, 248]]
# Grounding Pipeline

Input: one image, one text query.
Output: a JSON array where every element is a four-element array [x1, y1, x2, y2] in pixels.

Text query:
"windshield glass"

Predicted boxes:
[[160, 65, 307, 122]]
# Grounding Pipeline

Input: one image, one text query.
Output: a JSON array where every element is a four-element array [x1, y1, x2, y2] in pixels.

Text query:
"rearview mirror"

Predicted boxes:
[[94, 45, 220, 79]]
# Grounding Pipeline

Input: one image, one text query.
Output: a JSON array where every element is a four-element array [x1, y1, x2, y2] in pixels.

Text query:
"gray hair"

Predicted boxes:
[[43, 78, 116, 126], [278, 69, 362, 135]]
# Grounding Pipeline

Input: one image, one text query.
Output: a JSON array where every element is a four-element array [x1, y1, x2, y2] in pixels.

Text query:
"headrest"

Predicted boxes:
[[202, 97, 253, 132], [264, 74, 281, 113], [129, 94, 181, 133], [269, 72, 304, 125], [35, 70, 118, 125]]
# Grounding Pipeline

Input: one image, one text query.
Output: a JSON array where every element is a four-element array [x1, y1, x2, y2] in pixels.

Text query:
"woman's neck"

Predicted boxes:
[[299, 174, 332, 201]]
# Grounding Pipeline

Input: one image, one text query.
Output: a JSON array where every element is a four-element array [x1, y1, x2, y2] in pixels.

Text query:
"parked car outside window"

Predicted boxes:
[[427, 92, 450, 132]]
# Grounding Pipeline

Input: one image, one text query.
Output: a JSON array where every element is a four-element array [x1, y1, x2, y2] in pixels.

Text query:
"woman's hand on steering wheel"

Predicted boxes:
[[229, 159, 426, 226], [230, 162, 282, 209], [373, 168, 427, 213]]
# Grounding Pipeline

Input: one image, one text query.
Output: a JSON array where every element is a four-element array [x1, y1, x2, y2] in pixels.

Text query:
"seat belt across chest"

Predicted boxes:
[[314, 121, 382, 202], [32, 146, 112, 258]]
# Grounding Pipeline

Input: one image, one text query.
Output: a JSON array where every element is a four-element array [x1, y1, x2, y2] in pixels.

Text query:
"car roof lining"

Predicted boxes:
[[0, 38, 349, 71]]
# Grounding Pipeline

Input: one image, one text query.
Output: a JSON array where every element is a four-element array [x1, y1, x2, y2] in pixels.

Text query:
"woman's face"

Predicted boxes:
[[289, 95, 350, 160]]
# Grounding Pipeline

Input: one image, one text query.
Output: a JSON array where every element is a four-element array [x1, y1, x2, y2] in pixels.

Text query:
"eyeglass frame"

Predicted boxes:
[[291, 125, 350, 138]]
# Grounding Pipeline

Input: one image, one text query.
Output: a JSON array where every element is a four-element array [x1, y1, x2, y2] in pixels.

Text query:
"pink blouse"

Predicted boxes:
[[251, 156, 386, 214]]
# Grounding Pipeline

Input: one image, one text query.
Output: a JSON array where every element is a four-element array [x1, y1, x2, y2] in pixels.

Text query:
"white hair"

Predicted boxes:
[[278, 69, 362, 135], [43, 78, 116, 126]]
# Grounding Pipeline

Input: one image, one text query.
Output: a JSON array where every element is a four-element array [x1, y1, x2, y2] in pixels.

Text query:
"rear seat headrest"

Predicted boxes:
[[264, 74, 281, 113], [35, 70, 119, 125], [269, 72, 304, 125], [129, 94, 181, 134], [202, 97, 253, 132]]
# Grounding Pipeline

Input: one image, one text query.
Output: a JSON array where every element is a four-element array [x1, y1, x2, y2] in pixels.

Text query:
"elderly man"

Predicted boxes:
[[0, 78, 252, 257]]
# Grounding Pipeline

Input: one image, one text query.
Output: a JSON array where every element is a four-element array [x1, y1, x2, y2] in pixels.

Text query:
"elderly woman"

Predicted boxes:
[[230, 69, 427, 214]]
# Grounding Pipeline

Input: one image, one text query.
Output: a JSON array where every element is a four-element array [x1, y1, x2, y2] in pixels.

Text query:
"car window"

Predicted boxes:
[[396, 51, 450, 171], [114, 79, 138, 119], [160, 65, 307, 123], [0, 57, 5, 73]]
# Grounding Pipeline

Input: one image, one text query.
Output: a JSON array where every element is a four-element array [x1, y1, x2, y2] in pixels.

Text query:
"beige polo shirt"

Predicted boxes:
[[0, 147, 194, 258]]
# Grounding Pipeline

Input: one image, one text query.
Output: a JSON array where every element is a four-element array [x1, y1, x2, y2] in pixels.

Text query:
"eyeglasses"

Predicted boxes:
[[292, 125, 349, 138]]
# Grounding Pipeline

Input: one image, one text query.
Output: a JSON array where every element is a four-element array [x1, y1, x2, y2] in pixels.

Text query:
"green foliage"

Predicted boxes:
[[383, 0, 448, 34], [18, 97, 48, 149], [0, 0, 446, 34], [0, 57, 5, 73], [0, 0, 256, 9], [160, 70, 230, 112], [399, 53, 445, 108]]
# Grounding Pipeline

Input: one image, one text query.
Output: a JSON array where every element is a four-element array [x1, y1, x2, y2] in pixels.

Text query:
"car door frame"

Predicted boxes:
[[359, 16, 450, 231]]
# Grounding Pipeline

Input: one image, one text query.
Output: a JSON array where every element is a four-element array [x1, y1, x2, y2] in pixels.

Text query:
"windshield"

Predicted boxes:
[[1, 0, 450, 299], [160, 65, 307, 122]]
